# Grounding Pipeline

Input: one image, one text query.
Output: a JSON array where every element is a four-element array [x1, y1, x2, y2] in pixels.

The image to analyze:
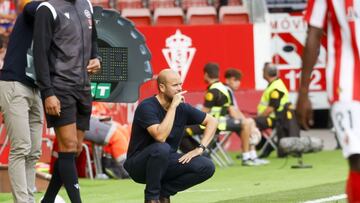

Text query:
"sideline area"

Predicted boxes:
[[0, 150, 348, 203]]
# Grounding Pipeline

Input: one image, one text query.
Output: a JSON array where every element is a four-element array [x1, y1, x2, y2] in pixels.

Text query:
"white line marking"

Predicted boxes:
[[180, 188, 232, 193], [303, 194, 347, 203]]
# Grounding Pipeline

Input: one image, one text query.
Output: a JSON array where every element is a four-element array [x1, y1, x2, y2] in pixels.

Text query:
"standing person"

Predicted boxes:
[[297, 1, 360, 202], [124, 69, 217, 203], [0, 1, 43, 202], [33, 0, 101, 202]]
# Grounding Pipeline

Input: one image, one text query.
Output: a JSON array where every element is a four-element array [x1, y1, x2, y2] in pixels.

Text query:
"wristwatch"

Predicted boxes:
[[198, 144, 207, 152]]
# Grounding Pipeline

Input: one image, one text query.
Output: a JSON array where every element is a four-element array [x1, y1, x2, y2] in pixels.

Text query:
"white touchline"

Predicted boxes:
[[303, 194, 347, 203], [180, 188, 232, 193]]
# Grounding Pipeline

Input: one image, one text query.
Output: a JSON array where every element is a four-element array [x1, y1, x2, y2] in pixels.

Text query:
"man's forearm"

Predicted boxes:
[[300, 26, 323, 95], [154, 106, 177, 142], [200, 115, 218, 147]]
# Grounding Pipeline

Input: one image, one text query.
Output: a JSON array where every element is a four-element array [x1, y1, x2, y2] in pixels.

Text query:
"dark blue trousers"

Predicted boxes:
[[124, 142, 215, 200]]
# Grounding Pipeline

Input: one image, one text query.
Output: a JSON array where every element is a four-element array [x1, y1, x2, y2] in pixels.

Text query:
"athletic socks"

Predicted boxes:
[[41, 159, 62, 203], [242, 152, 251, 160], [58, 152, 82, 203], [249, 150, 257, 160], [346, 170, 360, 203]]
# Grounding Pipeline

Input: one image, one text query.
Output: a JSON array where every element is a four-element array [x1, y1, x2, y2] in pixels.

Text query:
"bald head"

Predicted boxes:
[[157, 69, 180, 86]]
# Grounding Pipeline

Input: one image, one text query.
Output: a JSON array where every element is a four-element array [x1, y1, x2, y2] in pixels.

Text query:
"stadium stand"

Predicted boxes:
[[116, 0, 144, 10], [181, 0, 209, 10], [219, 5, 250, 24], [148, 0, 178, 11], [153, 7, 184, 26], [121, 8, 152, 26], [186, 6, 217, 25]]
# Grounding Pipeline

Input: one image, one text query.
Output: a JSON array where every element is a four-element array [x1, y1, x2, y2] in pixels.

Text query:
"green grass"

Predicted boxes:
[[0, 150, 348, 203]]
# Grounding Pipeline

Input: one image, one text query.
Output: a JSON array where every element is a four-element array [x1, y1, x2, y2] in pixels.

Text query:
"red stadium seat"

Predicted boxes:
[[186, 6, 217, 25], [148, 0, 177, 11], [181, 0, 209, 10], [121, 8, 152, 26], [154, 7, 184, 26], [117, 0, 144, 10], [219, 5, 250, 24]]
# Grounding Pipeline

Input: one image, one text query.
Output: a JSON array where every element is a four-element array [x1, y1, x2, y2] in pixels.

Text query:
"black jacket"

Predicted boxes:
[[33, 0, 98, 99], [0, 2, 41, 88]]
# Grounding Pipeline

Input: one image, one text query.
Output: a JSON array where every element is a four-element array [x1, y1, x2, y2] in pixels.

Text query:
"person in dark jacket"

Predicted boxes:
[[33, 0, 101, 202], [0, 1, 43, 202]]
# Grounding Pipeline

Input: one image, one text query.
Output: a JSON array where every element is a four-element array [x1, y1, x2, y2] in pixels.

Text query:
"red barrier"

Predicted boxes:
[[138, 24, 255, 91]]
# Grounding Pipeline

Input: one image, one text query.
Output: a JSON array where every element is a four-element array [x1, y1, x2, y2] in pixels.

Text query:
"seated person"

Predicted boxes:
[[181, 63, 267, 166], [85, 117, 130, 179], [255, 63, 289, 130], [85, 102, 131, 179], [254, 63, 293, 158], [224, 68, 267, 163]]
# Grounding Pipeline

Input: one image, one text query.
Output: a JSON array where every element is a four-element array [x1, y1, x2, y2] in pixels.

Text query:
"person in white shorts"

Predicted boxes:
[[296, 0, 360, 202]]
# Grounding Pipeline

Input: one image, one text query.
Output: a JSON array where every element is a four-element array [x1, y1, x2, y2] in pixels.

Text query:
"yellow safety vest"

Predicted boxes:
[[257, 78, 289, 119], [203, 81, 232, 131]]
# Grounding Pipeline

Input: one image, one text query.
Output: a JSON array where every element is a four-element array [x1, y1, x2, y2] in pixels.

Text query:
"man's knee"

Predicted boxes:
[[59, 139, 78, 152], [150, 142, 171, 160], [194, 157, 215, 180]]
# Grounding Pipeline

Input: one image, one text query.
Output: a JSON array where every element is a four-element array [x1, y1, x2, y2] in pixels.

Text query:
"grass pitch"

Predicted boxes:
[[0, 150, 348, 203]]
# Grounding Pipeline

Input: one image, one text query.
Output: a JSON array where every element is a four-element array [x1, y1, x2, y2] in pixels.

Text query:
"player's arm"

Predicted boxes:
[[33, 5, 55, 100], [33, 5, 61, 116], [146, 91, 186, 142], [299, 26, 323, 97], [296, 25, 323, 129], [228, 106, 244, 119]]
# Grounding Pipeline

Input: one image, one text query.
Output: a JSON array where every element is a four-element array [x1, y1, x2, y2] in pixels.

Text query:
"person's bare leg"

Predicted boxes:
[[55, 124, 82, 203], [76, 129, 85, 156], [240, 119, 250, 153]]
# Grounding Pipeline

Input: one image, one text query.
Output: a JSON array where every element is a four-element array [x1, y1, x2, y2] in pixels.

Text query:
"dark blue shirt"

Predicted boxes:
[[127, 96, 206, 158], [0, 2, 40, 88]]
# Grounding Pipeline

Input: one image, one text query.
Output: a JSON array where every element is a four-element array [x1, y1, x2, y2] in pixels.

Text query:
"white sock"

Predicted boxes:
[[250, 150, 257, 160], [243, 152, 251, 160]]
